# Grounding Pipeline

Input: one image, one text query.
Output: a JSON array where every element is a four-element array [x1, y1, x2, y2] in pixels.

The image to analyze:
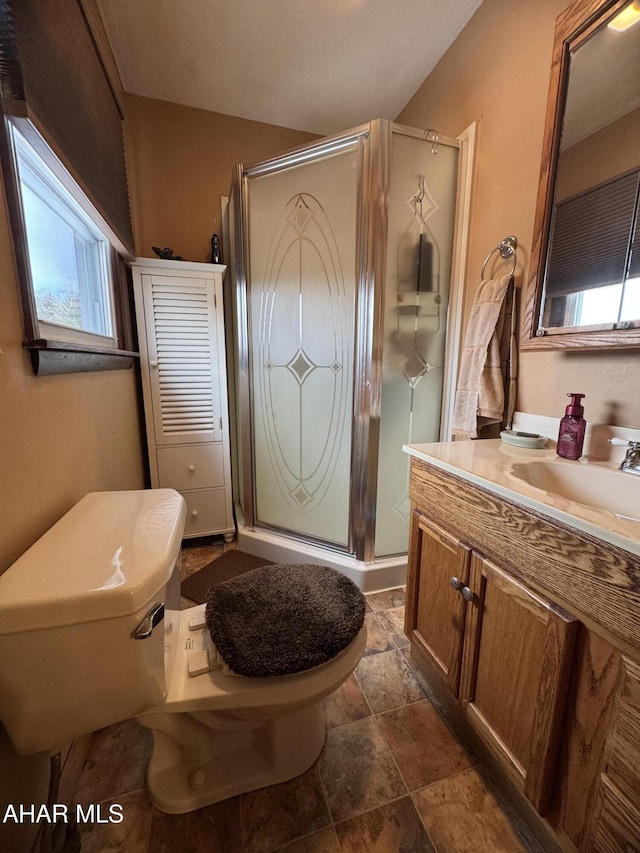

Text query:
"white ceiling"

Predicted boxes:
[[96, 0, 482, 135]]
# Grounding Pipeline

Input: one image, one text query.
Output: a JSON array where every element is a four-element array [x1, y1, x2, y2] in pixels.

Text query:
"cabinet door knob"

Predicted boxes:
[[450, 577, 463, 590], [150, 360, 158, 368], [461, 586, 475, 602], [191, 510, 198, 519], [188, 465, 195, 473]]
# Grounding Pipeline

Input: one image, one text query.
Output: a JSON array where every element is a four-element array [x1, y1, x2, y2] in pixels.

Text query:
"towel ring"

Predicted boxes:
[[481, 235, 517, 279]]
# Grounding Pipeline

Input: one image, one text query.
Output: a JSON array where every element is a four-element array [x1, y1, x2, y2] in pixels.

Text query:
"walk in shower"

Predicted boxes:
[[228, 119, 473, 590]]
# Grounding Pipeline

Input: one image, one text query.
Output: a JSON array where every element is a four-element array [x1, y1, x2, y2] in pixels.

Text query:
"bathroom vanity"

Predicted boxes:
[[404, 441, 640, 852]]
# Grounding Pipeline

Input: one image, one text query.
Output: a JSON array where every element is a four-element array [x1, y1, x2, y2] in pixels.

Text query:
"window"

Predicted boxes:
[[0, 0, 136, 373], [10, 123, 118, 350]]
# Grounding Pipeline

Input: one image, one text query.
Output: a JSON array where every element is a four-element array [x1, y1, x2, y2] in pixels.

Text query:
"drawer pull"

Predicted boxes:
[[461, 586, 475, 603], [188, 465, 196, 473], [450, 577, 463, 590], [191, 510, 198, 519]]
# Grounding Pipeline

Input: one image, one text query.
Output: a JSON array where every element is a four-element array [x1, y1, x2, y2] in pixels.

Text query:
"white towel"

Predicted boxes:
[[452, 274, 516, 439]]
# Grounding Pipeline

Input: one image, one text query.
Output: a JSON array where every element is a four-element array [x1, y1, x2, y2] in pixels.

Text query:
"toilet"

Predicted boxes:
[[0, 490, 366, 814]]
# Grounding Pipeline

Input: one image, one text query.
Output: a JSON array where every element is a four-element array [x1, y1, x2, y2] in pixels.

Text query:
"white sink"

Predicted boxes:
[[510, 460, 640, 521]]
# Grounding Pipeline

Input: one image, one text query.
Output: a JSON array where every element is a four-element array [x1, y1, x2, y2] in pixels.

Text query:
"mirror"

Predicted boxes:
[[522, 0, 640, 350]]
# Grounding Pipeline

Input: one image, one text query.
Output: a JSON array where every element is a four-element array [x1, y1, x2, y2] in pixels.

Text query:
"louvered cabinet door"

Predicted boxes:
[[141, 271, 222, 446], [132, 259, 235, 540]]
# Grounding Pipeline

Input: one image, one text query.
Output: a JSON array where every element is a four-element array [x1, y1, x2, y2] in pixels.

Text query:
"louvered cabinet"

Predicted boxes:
[[131, 259, 234, 540]]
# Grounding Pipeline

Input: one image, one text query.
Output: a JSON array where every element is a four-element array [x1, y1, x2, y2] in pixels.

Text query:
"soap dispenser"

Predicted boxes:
[[557, 393, 586, 460]]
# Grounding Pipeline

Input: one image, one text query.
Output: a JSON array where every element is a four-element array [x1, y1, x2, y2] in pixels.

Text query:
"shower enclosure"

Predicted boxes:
[[228, 119, 474, 590]]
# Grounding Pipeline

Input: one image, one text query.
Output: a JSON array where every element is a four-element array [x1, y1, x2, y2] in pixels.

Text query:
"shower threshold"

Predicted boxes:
[[235, 505, 407, 594]]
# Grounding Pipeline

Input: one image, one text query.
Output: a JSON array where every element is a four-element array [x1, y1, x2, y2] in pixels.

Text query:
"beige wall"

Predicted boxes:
[[0, 1, 149, 576], [0, 86, 318, 841], [0, 97, 314, 574], [556, 106, 640, 200], [0, 200, 146, 574], [398, 0, 640, 429], [124, 94, 318, 263]]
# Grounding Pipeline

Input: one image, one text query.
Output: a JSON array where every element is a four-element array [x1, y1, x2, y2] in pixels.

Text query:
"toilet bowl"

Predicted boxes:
[[0, 490, 366, 814], [139, 603, 365, 812]]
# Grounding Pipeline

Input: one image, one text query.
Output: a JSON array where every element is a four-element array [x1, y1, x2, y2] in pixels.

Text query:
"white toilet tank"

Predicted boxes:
[[0, 489, 186, 754]]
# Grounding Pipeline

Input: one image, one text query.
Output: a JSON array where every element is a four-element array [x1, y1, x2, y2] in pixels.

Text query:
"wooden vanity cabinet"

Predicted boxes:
[[406, 512, 577, 814], [406, 514, 470, 694], [461, 554, 577, 813], [405, 455, 640, 852], [592, 657, 640, 851]]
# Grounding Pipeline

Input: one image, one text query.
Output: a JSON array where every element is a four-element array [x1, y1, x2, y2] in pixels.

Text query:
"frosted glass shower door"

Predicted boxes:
[[246, 146, 358, 547], [375, 133, 459, 557]]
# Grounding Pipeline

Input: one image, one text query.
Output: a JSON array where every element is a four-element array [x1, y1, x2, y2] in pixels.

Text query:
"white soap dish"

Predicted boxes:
[[500, 430, 547, 449]]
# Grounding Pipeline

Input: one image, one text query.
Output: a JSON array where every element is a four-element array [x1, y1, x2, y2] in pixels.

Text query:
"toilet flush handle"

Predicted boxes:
[[132, 602, 165, 640]]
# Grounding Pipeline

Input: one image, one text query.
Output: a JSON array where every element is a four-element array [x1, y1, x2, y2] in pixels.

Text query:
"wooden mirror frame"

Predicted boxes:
[[521, 0, 640, 351]]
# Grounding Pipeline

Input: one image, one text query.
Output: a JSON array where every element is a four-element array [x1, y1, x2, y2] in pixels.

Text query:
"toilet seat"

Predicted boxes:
[[148, 604, 367, 716]]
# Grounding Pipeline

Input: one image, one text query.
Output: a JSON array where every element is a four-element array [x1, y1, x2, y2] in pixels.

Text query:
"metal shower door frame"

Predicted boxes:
[[231, 119, 473, 562], [233, 120, 388, 560]]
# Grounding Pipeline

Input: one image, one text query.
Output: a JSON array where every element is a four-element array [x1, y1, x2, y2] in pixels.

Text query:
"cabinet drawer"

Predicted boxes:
[[157, 444, 225, 491], [182, 489, 229, 536]]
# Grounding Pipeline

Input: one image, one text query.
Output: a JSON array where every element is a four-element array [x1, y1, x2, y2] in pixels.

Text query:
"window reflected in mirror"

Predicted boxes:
[[537, 3, 640, 334]]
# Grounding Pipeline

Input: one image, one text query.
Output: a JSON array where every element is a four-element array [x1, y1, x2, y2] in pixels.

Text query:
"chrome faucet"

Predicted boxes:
[[609, 438, 640, 475]]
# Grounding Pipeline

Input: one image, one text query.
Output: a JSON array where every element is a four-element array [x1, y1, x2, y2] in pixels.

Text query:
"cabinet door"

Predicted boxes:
[[405, 512, 471, 695], [588, 656, 640, 851], [600, 656, 640, 813], [459, 554, 577, 814], [141, 271, 222, 446], [592, 774, 640, 853]]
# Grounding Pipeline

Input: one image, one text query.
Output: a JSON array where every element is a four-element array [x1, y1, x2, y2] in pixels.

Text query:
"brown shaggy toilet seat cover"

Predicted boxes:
[[204, 563, 365, 677]]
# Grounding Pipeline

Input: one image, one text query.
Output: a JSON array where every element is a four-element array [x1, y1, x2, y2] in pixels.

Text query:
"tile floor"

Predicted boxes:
[[70, 540, 534, 852]]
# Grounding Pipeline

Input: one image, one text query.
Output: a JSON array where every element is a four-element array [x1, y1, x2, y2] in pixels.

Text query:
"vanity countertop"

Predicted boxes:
[[404, 440, 640, 558]]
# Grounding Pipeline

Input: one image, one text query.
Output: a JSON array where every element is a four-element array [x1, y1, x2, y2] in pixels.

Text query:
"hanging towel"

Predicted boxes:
[[452, 273, 516, 439]]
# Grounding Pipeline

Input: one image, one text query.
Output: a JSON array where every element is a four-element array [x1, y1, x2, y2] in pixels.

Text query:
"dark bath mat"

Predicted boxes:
[[181, 550, 272, 604], [205, 563, 366, 677]]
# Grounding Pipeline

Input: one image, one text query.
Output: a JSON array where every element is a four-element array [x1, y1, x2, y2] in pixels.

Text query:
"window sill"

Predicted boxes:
[[26, 339, 139, 375]]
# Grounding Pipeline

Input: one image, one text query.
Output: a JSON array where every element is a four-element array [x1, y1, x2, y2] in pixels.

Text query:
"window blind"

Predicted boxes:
[[629, 207, 640, 280], [0, 0, 134, 254], [545, 169, 640, 296]]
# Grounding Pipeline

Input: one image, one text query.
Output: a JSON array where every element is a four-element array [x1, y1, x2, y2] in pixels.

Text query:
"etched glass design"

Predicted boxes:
[[375, 134, 459, 557], [247, 147, 358, 546]]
